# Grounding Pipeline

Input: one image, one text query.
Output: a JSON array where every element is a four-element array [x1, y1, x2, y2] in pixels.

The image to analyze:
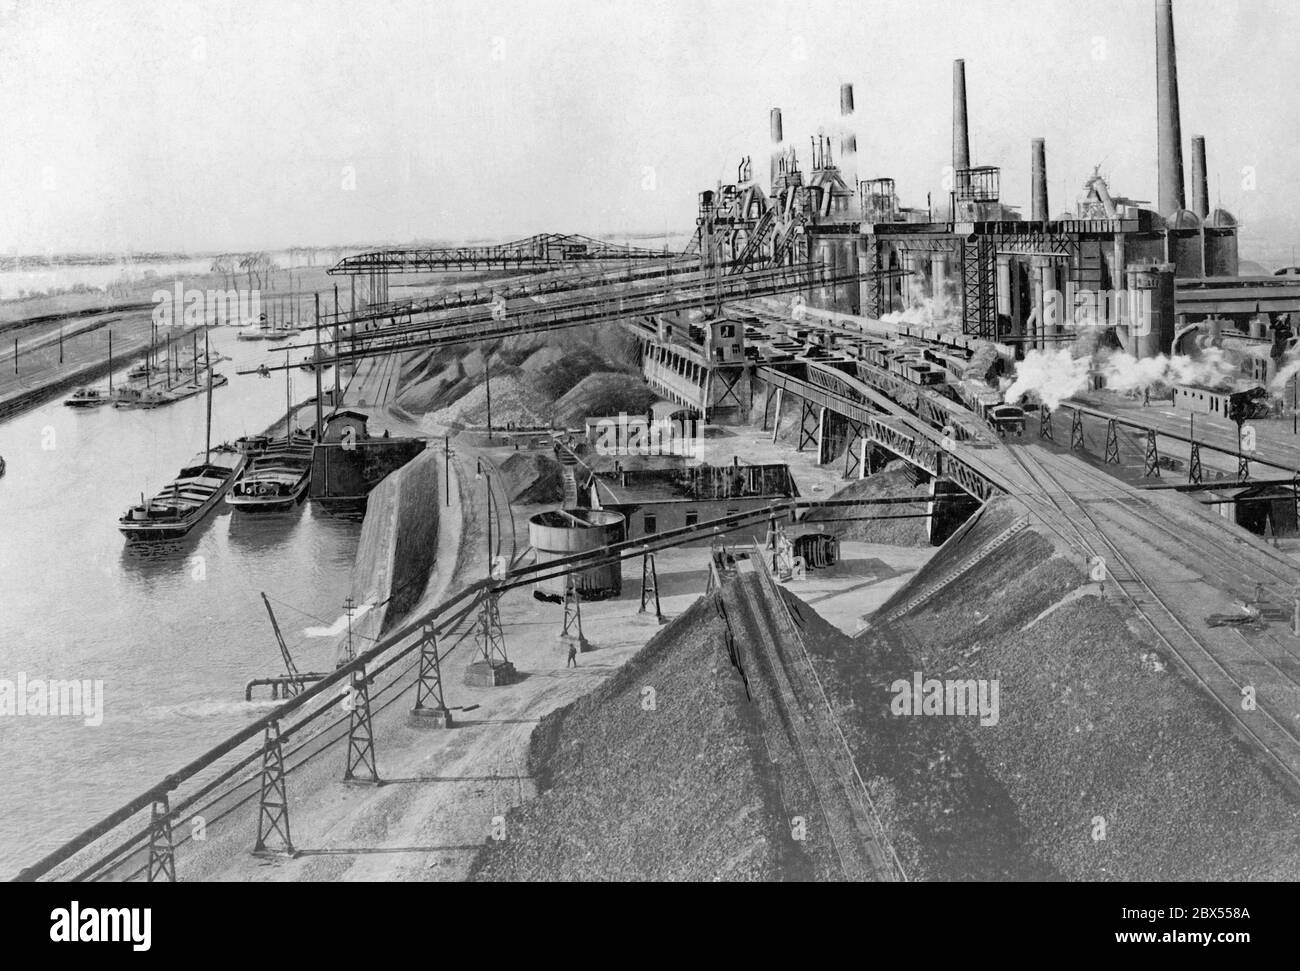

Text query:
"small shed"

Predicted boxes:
[[322, 410, 369, 445]]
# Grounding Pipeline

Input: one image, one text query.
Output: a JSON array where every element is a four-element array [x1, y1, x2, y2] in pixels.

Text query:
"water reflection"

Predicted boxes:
[[0, 333, 363, 877]]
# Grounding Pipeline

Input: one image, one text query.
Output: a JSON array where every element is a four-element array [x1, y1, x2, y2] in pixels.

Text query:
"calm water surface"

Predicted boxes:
[[0, 332, 360, 877]]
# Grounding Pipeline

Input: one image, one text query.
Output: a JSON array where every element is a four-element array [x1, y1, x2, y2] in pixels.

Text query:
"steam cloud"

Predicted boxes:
[[1005, 346, 1241, 411], [882, 291, 960, 330], [1272, 348, 1300, 392]]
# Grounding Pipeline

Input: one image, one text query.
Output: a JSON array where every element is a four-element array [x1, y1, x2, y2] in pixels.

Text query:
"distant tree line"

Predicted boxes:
[[210, 253, 279, 290]]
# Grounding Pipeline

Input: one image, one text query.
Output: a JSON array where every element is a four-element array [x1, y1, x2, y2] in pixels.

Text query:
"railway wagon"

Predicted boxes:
[[900, 359, 946, 386], [956, 379, 1025, 437]]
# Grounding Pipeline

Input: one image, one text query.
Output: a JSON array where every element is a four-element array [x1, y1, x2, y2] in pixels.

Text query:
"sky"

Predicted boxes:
[[1, 0, 1298, 257]]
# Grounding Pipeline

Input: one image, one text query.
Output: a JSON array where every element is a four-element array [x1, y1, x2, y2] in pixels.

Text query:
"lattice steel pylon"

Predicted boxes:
[[411, 623, 451, 726], [1188, 442, 1203, 485], [559, 572, 590, 650], [253, 720, 295, 858], [862, 239, 884, 319], [1143, 429, 1162, 478], [476, 591, 509, 665], [638, 551, 666, 624], [147, 795, 176, 883], [1070, 409, 1085, 451], [960, 235, 998, 340], [343, 671, 380, 784], [1039, 407, 1055, 441], [1104, 419, 1121, 464]]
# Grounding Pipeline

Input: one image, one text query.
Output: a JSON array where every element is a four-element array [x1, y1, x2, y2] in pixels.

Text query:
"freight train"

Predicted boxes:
[[954, 379, 1027, 437], [841, 338, 1028, 440]]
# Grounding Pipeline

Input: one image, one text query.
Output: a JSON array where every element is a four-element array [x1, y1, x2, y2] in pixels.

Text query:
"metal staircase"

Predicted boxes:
[[730, 207, 777, 275]]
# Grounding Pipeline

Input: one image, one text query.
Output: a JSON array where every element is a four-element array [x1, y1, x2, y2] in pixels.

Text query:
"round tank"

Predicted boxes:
[[1165, 209, 1202, 231], [528, 509, 626, 602], [1204, 210, 1239, 276], [1167, 230, 1204, 279], [1126, 264, 1176, 358]]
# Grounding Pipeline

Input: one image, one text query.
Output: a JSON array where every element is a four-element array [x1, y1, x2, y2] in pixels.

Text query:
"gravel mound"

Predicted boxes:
[[520, 346, 565, 374], [469, 593, 817, 881], [803, 461, 932, 547], [426, 368, 554, 428], [553, 372, 658, 425], [499, 451, 565, 504], [860, 499, 1300, 880]]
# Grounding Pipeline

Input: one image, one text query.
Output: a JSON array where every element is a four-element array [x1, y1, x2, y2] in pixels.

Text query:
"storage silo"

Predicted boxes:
[[1165, 210, 1204, 278], [1126, 263, 1177, 358], [528, 509, 626, 601], [1204, 209, 1240, 277]]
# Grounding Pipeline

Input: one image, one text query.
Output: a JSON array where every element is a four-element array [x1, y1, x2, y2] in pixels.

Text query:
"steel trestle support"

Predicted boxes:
[[253, 720, 296, 858], [343, 671, 380, 785], [147, 795, 176, 882]]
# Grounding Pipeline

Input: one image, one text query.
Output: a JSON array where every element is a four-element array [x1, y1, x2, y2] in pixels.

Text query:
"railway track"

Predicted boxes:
[[721, 564, 897, 881], [1036, 456, 1300, 742], [1004, 445, 1300, 790]]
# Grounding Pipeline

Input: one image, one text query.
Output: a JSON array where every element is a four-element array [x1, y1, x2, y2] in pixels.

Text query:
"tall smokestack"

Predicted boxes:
[[770, 107, 784, 190], [1190, 135, 1209, 218], [953, 59, 970, 174], [1156, 0, 1186, 215], [839, 82, 858, 191], [1031, 138, 1049, 222]]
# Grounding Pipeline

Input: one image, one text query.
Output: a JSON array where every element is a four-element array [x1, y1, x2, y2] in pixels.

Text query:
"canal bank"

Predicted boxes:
[[0, 333, 364, 878], [0, 315, 201, 421]]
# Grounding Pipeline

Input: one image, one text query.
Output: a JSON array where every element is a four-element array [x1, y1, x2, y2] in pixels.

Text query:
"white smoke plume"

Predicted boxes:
[[882, 290, 960, 330], [1273, 359, 1300, 392], [1002, 349, 1093, 410], [1271, 343, 1300, 391], [1005, 346, 1242, 411]]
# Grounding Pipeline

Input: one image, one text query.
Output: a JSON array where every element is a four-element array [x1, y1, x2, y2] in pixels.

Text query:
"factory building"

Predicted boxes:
[[671, 0, 1300, 388], [583, 461, 798, 546], [606, 0, 1300, 426], [1172, 384, 1233, 417]]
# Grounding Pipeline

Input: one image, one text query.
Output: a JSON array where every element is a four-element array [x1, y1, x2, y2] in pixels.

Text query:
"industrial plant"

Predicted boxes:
[[2, 0, 1298, 910]]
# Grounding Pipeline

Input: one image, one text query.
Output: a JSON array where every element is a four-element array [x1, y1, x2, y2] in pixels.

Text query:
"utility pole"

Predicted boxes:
[[477, 459, 492, 575], [445, 436, 451, 507], [314, 292, 323, 439], [485, 353, 492, 440], [333, 283, 341, 403]]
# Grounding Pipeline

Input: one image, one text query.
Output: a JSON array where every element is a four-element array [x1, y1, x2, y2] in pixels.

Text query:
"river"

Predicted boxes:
[[0, 331, 361, 877]]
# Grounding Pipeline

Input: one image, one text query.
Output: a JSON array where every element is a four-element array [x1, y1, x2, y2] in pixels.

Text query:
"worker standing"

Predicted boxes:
[[566, 644, 577, 668]]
